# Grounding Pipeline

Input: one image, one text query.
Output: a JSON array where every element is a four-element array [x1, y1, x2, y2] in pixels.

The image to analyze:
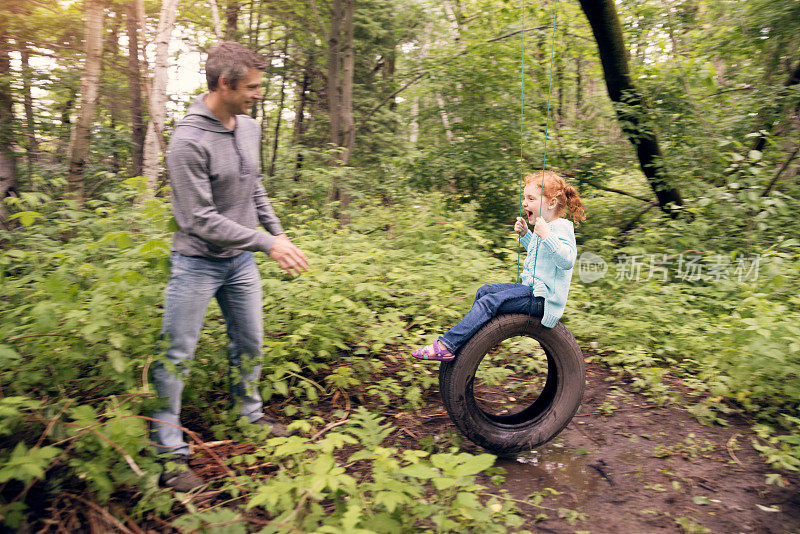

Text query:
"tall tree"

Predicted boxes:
[[268, 37, 289, 177], [326, 0, 355, 217], [209, 0, 223, 39], [578, 0, 683, 211], [327, 0, 341, 150], [291, 50, 312, 184], [751, 60, 800, 153], [20, 41, 38, 173], [0, 26, 17, 227], [339, 0, 355, 165], [142, 0, 179, 193], [125, 0, 145, 176], [224, 0, 238, 40], [66, 0, 106, 207]]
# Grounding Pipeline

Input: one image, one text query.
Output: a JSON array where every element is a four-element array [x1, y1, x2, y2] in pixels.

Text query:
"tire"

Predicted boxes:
[[438, 313, 585, 456]]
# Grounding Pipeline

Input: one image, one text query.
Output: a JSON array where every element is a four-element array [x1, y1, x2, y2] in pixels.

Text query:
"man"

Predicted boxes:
[[151, 42, 309, 491]]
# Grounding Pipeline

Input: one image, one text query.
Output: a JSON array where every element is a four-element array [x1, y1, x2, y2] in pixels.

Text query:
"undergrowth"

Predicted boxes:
[[0, 175, 798, 530]]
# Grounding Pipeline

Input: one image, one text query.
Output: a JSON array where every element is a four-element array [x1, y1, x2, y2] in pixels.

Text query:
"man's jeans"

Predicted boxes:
[[151, 251, 265, 457], [439, 283, 544, 354]]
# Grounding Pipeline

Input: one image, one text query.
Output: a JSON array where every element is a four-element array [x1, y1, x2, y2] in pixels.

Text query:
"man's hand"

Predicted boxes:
[[533, 217, 550, 239], [269, 234, 309, 276], [514, 217, 529, 237]]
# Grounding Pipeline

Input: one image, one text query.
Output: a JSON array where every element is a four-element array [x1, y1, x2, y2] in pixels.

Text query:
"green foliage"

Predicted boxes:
[[0, 186, 513, 529]]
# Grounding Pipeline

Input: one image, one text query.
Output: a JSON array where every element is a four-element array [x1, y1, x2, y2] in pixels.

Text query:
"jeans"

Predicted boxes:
[[151, 251, 265, 457], [439, 283, 544, 353]]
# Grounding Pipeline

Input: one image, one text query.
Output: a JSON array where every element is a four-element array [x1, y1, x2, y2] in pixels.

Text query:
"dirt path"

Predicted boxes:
[[389, 362, 800, 533]]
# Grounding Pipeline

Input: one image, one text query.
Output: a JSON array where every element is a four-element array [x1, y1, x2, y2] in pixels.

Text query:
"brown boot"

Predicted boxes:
[[252, 415, 292, 437], [159, 457, 204, 491]]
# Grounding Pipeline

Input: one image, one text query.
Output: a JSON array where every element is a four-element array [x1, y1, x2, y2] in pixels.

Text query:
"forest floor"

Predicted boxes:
[[180, 348, 800, 534], [383, 357, 800, 533]]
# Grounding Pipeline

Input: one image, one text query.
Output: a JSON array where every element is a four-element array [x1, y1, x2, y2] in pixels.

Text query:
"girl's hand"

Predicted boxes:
[[514, 217, 528, 237], [533, 217, 550, 239]]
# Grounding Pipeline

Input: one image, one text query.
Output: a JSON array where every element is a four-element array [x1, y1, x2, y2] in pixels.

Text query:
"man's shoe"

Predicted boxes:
[[253, 415, 291, 437], [159, 457, 204, 491]]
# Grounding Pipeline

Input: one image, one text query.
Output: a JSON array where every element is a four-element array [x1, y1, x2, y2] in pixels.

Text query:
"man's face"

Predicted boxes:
[[221, 67, 263, 116]]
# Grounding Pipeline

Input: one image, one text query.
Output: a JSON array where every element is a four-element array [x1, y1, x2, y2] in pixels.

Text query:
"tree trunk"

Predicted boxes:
[[577, 0, 682, 212], [209, 0, 223, 39], [20, 41, 38, 186], [575, 54, 583, 117], [326, 0, 342, 204], [126, 1, 145, 177], [409, 97, 419, 144], [340, 0, 355, 166], [224, 0, 238, 40], [328, 0, 342, 150], [292, 51, 312, 188], [66, 0, 106, 207], [268, 37, 289, 177], [435, 93, 455, 144], [385, 46, 397, 111], [751, 60, 800, 153], [338, 0, 354, 223], [142, 0, 179, 194], [19, 45, 37, 156], [55, 88, 77, 162], [256, 28, 273, 181], [105, 8, 123, 174], [0, 27, 17, 228]]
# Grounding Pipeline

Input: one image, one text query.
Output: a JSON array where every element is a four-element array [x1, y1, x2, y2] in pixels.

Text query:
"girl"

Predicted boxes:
[[412, 170, 586, 362]]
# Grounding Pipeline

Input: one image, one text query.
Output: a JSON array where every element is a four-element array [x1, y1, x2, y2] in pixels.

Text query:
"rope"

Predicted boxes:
[[518, 0, 559, 320]]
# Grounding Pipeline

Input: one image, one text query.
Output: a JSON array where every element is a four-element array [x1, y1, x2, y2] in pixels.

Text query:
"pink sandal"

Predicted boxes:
[[411, 340, 455, 362]]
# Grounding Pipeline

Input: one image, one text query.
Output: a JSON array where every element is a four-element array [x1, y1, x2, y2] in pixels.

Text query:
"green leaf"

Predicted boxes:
[[399, 463, 438, 479], [8, 211, 43, 227], [455, 492, 481, 508], [0, 344, 21, 368], [0, 443, 61, 484]]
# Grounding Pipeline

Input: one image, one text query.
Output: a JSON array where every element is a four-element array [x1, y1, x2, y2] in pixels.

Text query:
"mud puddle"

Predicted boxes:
[[496, 444, 603, 504]]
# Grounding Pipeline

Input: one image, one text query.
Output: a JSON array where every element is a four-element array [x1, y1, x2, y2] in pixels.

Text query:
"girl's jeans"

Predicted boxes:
[[439, 283, 545, 353], [151, 251, 265, 458]]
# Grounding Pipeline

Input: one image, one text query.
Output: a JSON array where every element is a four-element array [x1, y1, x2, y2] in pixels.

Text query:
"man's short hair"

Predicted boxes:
[[206, 41, 267, 91]]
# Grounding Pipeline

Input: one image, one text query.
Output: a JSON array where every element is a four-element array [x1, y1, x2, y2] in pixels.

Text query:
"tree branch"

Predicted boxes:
[[761, 142, 800, 197], [614, 200, 659, 244], [355, 25, 552, 136], [485, 25, 553, 43], [581, 180, 653, 202]]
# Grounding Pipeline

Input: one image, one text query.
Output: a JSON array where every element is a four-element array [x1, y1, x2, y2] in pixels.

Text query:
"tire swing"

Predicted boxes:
[[438, 0, 584, 455], [438, 314, 584, 455]]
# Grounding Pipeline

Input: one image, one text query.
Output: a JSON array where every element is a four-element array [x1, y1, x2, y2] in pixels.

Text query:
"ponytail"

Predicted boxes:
[[563, 184, 586, 226]]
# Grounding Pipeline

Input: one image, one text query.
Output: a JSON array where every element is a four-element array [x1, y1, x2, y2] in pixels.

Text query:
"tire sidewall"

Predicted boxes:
[[439, 314, 585, 455]]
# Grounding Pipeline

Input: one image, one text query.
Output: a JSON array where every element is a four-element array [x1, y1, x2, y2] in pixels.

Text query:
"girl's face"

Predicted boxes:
[[522, 182, 558, 223]]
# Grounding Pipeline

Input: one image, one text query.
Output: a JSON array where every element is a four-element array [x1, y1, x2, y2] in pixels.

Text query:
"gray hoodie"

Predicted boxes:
[[166, 94, 284, 259]]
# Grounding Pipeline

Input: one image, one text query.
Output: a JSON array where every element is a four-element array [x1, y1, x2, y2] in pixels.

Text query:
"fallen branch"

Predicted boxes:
[[726, 433, 743, 466], [311, 418, 351, 441], [133, 415, 238, 481], [63, 493, 143, 534]]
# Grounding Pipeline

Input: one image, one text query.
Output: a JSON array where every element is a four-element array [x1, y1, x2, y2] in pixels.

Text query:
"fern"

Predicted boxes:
[[343, 407, 394, 449]]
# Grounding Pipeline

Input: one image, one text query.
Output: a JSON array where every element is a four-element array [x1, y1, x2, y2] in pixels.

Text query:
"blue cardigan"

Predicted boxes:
[[518, 218, 577, 328]]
